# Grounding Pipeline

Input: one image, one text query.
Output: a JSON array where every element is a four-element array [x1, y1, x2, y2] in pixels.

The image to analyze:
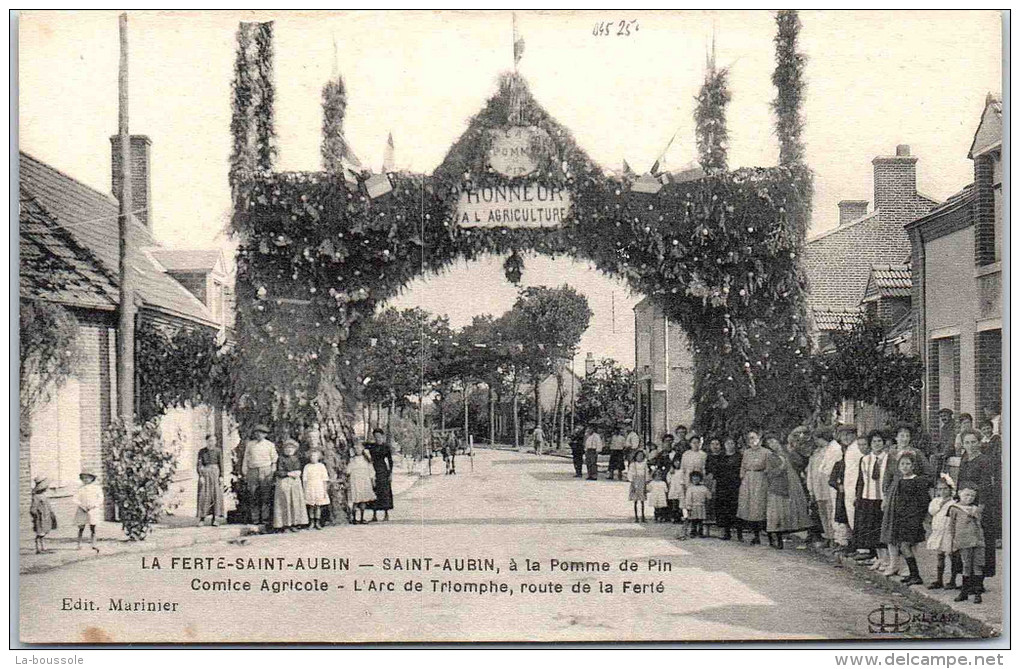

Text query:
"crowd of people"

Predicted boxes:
[[567, 411, 1003, 605], [238, 424, 395, 530]]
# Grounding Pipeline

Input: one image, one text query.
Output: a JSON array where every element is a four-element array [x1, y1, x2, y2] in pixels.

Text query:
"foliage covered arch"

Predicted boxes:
[[230, 12, 814, 440]]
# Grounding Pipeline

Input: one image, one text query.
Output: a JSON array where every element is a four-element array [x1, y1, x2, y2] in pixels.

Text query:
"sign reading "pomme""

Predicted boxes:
[[456, 183, 572, 228]]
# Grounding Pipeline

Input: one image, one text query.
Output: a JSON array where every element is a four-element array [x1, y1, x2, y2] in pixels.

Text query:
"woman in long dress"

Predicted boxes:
[[273, 439, 309, 531], [195, 434, 225, 526], [347, 443, 377, 524], [737, 429, 769, 545], [703, 439, 724, 528], [714, 438, 743, 540], [366, 429, 394, 522], [764, 434, 813, 549]]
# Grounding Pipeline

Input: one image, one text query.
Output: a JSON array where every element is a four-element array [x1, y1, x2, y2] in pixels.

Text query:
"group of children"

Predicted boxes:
[[626, 450, 713, 538], [29, 470, 103, 554]]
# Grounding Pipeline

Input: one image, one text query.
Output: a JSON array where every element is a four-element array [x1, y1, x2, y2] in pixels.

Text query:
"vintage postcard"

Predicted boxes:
[[16, 10, 1004, 645]]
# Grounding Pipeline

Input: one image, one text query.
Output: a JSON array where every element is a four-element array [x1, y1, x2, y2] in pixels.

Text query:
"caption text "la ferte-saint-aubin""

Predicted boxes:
[[59, 556, 674, 613]]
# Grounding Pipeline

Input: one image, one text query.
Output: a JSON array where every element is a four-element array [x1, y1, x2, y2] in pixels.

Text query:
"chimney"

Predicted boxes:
[[837, 200, 869, 226], [871, 144, 917, 214], [110, 135, 152, 228]]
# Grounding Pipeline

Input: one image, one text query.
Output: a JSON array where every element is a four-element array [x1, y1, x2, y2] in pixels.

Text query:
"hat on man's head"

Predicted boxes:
[[254, 424, 270, 434], [33, 477, 50, 493]]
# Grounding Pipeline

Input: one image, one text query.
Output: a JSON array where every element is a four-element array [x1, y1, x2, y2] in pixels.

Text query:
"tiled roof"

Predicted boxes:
[[19, 152, 219, 328], [862, 264, 912, 301], [811, 309, 861, 332], [149, 249, 224, 273], [19, 187, 118, 309]]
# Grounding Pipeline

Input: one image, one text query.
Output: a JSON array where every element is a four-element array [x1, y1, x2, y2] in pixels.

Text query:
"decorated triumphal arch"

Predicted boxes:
[[228, 13, 814, 444]]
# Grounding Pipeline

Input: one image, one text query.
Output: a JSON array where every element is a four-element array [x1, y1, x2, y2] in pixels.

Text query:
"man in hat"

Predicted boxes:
[[624, 420, 641, 468], [933, 408, 956, 476], [607, 425, 626, 480], [568, 426, 586, 478], [241, 424, 278, 525], [583, 424, 603, 481], [532, 423, 545, 456]]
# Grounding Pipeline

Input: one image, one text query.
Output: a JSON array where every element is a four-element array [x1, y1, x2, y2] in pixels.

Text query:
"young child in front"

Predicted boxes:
[[302, 447, 331, 530], [30, 477, 56, 554], [347, 443, 377, 524], [684, 471, 712, 538], [889, 452, 930, 583], [647, 470, 669, 522], [74, 470, 102, 552], [926, 476, 961, 590], [627, 450, 649, 523], [947, 485, 986, 603], [666, 456, 685, 524]]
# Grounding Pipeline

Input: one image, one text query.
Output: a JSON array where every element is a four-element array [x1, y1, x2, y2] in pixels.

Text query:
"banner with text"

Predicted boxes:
[[456, 183, 572, 228]]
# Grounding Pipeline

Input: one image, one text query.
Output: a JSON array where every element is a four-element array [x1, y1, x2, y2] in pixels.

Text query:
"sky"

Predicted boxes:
[[18, 10, 1003, 367]]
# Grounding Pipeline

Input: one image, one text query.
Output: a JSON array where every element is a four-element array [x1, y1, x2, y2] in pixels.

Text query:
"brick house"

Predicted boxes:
[[906, 95, 1002, 434], [19, 140, 235, 523], [803, 144, 939, 352], [633, 297, 695, 445]]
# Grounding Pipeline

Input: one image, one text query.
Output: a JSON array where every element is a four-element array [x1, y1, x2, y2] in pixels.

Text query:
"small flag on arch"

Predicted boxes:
[[513, 13, 525, 65], [382, 132, 395, 172]]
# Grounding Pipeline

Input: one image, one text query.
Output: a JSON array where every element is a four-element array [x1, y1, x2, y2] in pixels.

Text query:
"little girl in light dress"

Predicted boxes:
[[925, 475, 959, 589], [302, 448, 331, 530], [627, 451, 650, 523], [647, 470, 669, 522]]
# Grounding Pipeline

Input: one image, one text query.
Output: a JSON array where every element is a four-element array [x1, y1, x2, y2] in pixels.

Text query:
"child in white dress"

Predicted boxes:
[[627, 451, 650, 523], [684, 471, 713, 538], [302, 448, 331, 530], [666, 457, 685, 524], [347, 443, 377, 524], [647, 471, 669, 522], [74, 471, 102, 552], [926, 476, 959, 589]]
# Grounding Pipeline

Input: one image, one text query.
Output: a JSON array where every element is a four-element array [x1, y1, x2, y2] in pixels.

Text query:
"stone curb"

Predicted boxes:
[[19, 525, 245, 576], [809, 546, 999, 639], [20, 472, 428, 577]]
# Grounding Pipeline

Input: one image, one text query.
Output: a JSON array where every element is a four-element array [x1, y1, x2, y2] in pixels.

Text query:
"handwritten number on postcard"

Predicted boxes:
[[592, 20, 639, 37]]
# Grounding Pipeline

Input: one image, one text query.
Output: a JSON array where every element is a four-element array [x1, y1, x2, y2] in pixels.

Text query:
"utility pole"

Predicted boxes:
[[116, 12, 136, 422], [463, 377, 469, 448]]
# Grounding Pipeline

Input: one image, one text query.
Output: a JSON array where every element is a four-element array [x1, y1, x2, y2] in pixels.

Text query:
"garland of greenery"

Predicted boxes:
[[253, 22, 277, 174], [321, 74, 349, 173], [694, 64, 731, 175], [229, 11, 815, 440], [773, 10, 807, 169], [228, 22, 255, 198]]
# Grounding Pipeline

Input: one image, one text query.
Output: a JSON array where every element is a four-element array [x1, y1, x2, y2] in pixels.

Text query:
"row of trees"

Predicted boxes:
[[357, 284, 593, 448]]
